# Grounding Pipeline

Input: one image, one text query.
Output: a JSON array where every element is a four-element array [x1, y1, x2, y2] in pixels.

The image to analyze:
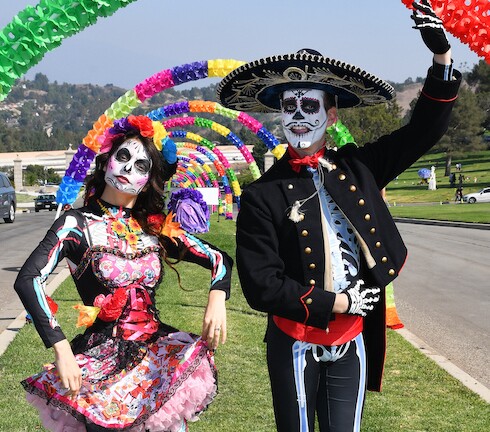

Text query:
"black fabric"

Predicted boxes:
[[266, 320, 365, 432]]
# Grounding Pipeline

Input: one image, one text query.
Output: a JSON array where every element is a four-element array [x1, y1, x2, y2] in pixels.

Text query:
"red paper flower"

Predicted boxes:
[[95, 288, 128, 322], [147, 213, 165, 231], [127, 115, 154, 137]]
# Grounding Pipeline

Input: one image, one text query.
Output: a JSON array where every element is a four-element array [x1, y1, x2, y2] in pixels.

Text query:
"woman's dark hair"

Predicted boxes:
[[84, 130, 178, 242]]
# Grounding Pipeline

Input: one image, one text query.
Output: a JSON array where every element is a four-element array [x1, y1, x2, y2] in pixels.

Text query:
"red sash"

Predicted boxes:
[[273, 314, 363, 346]]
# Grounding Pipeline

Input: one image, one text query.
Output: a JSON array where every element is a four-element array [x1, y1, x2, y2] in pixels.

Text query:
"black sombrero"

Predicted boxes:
[[216, 49, 395, 112]]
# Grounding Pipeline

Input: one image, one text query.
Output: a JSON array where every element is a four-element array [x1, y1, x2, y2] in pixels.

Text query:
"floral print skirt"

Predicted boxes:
[[22, 331, 217, 432]]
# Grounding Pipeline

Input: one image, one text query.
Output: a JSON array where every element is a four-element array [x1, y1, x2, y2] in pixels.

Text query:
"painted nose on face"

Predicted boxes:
[[123, 162, 133, 173], [293, 110, 305, 120]]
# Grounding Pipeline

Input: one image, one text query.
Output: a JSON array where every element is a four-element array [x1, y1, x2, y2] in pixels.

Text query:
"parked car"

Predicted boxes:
[[34, 194, 57, 212], [0, 172, 16, 223], [463, 187, 490, 203]]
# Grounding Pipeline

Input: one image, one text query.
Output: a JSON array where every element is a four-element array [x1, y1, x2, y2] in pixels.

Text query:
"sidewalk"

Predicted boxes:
[[0, 267, 69, 357]]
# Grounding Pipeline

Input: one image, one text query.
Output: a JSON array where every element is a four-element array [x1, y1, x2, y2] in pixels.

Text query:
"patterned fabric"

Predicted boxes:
[[23, 332, 216, 431]]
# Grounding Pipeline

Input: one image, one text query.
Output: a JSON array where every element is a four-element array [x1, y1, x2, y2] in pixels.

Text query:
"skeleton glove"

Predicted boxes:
[[411, 0, 450, 54], [344, 280, 381, 317]]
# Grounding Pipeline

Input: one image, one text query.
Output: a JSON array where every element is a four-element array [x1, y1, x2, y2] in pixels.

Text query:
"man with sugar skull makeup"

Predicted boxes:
[[217, 1, 460, 431]]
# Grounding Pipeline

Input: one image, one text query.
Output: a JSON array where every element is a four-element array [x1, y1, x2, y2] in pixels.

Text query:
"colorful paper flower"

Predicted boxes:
[[73, 304, 101, 328], [160, 212, 184, 244], [147, 213, 165, 231], [167, 188, 210, 233], [128, 115, 154, 137], [111, 219, 126, 237], [94, 288, 128, 322]]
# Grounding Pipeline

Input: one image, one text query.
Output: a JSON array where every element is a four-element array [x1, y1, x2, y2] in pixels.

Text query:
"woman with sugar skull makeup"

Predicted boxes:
[[14, 115, 233, 432], [217, 1, 460, 431]]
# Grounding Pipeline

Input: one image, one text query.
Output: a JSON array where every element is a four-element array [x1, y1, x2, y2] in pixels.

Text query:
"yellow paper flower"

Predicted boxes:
[[112, 220, 126, 237], [126, 231, 139, 246], [160, 212, 184, 244], [73, 304, 101, 328]]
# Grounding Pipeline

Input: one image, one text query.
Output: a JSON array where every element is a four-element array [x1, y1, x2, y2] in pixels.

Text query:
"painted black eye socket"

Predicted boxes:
[[115, 148, 131, 162], [134, 159, 151, 174], [282, 98, 297, 114], [301, 98, 320, 114], [115, 148, 150, 174]]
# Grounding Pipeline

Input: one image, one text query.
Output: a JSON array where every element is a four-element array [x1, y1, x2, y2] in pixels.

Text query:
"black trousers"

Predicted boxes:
[[266, 320, 367, 432]]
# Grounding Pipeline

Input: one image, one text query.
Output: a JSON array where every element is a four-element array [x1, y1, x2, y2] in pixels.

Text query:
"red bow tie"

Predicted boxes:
[[288, 147, 326, 173]]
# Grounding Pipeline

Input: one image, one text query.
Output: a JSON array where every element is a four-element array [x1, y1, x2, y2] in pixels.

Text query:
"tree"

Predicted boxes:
[[33, 73, 49, 91], [466, 61, 490, 131], [339, 102, 403, 145], [467, 60, 490, 92], [23, 165, 61, 186], [439, 87, 485, 154]]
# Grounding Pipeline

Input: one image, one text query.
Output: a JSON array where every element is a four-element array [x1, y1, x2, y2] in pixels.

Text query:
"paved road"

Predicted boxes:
[[0, 210, 66, 333], [395, 222, 490, 389]]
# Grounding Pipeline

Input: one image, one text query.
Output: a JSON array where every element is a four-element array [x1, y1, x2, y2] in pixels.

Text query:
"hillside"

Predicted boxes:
[[0, 73, 426, 154], [394, 82, 423, 115]]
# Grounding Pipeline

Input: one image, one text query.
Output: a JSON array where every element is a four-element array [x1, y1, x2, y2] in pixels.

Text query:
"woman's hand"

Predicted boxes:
[[202, 289, 227, 350], [53, 339, 82, 398]]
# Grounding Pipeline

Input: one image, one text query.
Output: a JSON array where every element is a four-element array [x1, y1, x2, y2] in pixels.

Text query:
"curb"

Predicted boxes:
[[0, 267, 70, 357], [394, 217, 490, 230], [397, 328, 490, 403]]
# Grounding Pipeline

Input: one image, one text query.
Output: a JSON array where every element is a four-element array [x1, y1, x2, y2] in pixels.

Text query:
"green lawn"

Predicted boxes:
[[385, 150, 490, 204], [15, 192, 36, 204], [0, 218, 488, 431], [389, 202, 490, 223]]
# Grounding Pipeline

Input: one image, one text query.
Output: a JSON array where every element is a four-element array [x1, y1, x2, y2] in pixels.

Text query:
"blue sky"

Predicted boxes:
[[0, 0, 482, 90]]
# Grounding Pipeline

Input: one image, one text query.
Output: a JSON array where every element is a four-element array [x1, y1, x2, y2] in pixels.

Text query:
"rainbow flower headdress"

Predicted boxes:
[[98, 115, 177, 164]]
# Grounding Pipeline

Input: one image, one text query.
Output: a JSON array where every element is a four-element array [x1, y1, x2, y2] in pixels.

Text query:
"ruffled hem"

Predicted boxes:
[[27, 393, 86, 432], [145, 356, 216, 431]]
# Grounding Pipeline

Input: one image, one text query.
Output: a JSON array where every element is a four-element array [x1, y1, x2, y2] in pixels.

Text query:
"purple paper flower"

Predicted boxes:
[[168, 188, 210, 233], [110, 117, 137, 135]]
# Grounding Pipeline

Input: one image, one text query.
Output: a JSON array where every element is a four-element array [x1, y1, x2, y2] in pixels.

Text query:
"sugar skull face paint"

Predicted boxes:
[[281, 88, 328, 150], [104, 138, 152, 195]]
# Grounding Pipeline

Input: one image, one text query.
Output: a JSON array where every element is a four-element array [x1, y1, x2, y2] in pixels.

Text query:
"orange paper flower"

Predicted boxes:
[[160, 212, 184, 244], [73, 304, 101, 328]]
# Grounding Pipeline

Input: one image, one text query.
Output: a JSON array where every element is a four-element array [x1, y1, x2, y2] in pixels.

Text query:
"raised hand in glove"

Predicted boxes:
[[344, 280, 381, 317], [411, 0, 450, 54]]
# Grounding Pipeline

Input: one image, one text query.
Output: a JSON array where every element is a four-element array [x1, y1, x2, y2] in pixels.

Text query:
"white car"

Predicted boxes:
[[463, 187, 490, 203]]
